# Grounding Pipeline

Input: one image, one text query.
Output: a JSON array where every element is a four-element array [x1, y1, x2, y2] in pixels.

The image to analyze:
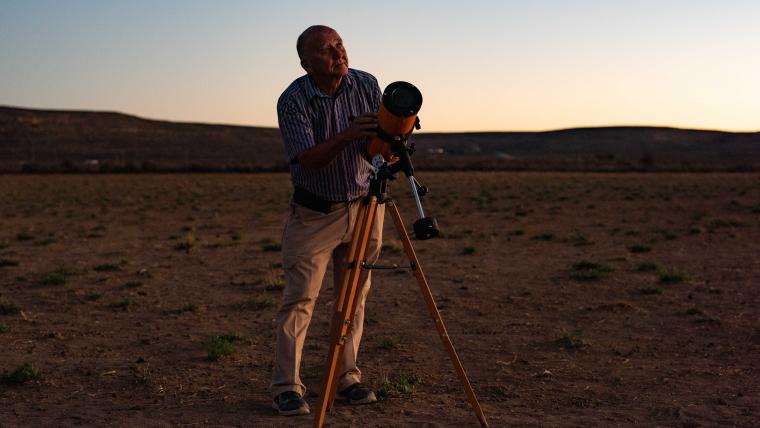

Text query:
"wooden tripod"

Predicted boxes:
[[312, 187, 489, 427]]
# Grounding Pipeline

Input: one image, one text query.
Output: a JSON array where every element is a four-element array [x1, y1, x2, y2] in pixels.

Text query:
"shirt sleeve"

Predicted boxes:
[[371, 75, 382, 111], [358, 75, 383, 158], [277, 96, 314, 163]]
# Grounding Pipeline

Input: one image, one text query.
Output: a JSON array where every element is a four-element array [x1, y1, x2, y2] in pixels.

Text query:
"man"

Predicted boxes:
[[271, 25, 384, 416]]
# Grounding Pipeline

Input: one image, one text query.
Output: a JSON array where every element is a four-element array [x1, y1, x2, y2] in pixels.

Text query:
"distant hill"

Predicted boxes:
[[412, 127, 760, 171], [0, 106, 284, 172], [1, 106, 759, 172]]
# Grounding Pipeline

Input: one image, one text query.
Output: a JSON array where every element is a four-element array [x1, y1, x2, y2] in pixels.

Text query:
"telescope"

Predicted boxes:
[[367, 81, 439, 240]]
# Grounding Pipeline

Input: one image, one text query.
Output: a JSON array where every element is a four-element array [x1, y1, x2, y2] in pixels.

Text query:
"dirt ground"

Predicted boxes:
[[1, 172, 758, 427]]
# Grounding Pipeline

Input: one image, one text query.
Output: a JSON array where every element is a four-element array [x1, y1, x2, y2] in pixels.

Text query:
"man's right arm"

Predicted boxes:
[[296, 113, 377, 170], [278, 95, 378, 170]]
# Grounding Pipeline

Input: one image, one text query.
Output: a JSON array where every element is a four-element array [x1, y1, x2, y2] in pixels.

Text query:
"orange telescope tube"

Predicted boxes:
[[368, 81, 423, 161]]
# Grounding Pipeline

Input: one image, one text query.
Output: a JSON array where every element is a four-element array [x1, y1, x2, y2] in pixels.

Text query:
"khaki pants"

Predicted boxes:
[[271, 199, 384, 398]]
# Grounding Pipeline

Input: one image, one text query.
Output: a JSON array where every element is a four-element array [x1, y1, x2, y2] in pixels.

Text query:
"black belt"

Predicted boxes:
[[293, 187, 349, 214]]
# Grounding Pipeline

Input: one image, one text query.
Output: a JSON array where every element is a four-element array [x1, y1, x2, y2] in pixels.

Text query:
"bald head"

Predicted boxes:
[[297, 25, 336, 60]]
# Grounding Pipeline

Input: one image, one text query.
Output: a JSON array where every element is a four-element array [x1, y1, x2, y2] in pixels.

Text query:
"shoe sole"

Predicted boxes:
[[271, 401, 310, 416]]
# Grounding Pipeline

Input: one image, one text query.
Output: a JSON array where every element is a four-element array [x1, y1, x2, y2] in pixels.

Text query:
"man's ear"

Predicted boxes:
[[300, 58, 311, 73]]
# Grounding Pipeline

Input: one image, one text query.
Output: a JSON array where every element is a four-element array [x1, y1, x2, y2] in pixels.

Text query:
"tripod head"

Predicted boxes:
[[367, 81, 439, 240]]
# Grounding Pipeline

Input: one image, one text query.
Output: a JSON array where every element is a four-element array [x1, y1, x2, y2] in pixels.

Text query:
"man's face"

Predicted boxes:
[[301, 29, 348, 80]]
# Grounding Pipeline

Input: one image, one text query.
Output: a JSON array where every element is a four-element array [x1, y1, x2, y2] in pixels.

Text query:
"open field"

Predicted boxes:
[[1, 172, 759, 427]]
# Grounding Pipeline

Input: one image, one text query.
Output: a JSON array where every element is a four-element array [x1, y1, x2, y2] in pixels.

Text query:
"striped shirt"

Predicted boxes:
[[277, 68, 382, 202]]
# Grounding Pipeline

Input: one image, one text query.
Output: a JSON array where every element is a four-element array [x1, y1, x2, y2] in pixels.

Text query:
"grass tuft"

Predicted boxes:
[[35, 237, 57, 246], [684, 307, 704, 316], [570, 261, 613, 281], [16, 232, 34, 242], [261, 238, 282, 252], [206, 334, 241, 361], [531, 233, 555, 241], [636, 263, 658, 272], [381, 243, 403, 255], [377, 373, 423, 399], [377, 336, 397, 351], [84, 292, 102, 301], [570, 231, 593, 246], [173, 303, 198, 314], [0, 259, 20, 268], [553, 330, 586, 350], [658, 268, 687, 284], [94, 263, 120, 272], [0, 301, 22, 315], [264, 271, 285, 292], [1, 363, 41, 385], [240, 295, 274, 310], [40, 272, 66, 286], [108, 299, 131, 311], [628, 244, 651, 253]]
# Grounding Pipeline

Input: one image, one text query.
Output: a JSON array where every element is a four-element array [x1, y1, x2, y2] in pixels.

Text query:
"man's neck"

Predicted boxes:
[[311, 75, 343, 97]]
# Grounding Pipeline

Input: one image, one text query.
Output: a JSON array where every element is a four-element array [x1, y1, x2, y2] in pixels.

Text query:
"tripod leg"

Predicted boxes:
[[387, 201, 489, 427], [313, 197, 379, 428]]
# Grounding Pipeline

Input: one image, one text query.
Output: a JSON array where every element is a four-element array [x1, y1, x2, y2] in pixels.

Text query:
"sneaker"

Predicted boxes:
[[272, 391, 310, 416], [337, 383, 377, 405]]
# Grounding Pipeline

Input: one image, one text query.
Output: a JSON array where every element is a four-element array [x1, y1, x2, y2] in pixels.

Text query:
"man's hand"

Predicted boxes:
[[342, 113, 378, 140]]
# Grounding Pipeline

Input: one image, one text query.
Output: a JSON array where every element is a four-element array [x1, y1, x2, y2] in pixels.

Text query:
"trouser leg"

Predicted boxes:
[[271, 204, 347, 398]]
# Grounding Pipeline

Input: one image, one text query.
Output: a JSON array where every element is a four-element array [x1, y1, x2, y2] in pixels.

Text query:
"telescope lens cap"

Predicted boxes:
[[383, 81, 422, 117]]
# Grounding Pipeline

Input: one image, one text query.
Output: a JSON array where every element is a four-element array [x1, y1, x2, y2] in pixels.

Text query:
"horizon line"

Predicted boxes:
[[2, 104, 758, 135]]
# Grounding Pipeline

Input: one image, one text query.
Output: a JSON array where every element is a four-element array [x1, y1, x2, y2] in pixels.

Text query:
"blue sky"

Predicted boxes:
[[1, 0, 758, 131]]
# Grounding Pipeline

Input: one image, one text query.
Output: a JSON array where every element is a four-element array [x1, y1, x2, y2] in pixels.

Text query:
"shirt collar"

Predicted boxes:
[[304, 69, 354, 100]]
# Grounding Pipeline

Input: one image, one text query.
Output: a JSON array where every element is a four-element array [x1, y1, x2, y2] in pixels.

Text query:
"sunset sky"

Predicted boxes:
[[2, 0, 758, 132]]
